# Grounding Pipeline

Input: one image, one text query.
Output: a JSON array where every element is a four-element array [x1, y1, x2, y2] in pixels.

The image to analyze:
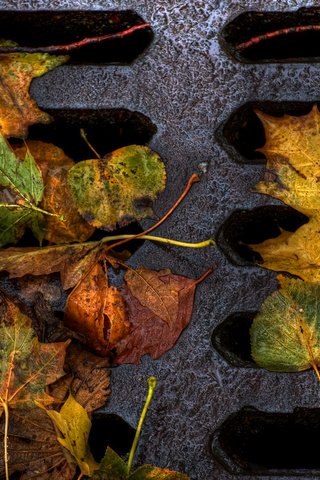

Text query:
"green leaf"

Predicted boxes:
[[0, 134, 55, 246], [44, 393, 99, 477], [130, 465, 190, 479], [92, 447, 128, 480], [67, 145, 166, 230], [251, 275, 320, 378]]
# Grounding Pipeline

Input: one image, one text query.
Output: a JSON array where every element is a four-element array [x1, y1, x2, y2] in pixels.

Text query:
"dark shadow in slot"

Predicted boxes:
[[219, 101, 320, 163], [212, 312, 257, 368], [216, 206, 309, 266], [89, 412, 136, 462], [221, 7, 320, 63], [0, 10, 153, 64], [212, 407, 320, 475], [25, 108, 157, 162]]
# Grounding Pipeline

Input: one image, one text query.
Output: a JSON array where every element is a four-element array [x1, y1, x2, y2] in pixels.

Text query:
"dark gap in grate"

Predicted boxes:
[[219, 101, 320, 164], [216, 206, 308, 266], [0, 10, 153, 64], [25, 108, 157, 162], [212, 312, 256, 368], [221, 7, 320, 63], [89, 412, 136, 462], [211, 407, 320, 475]]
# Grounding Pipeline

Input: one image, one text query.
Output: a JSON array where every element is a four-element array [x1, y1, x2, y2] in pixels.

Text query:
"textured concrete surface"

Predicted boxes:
[[2, 1, 320, 479]]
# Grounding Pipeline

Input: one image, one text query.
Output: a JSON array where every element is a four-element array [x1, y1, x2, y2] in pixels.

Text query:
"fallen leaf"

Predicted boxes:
[[249, 106, 320, 281], [0, 43, 67, 138], [14, 140, 95, 244], [0, 295, 69, 410], [0, 134, 48, 246], [64, 262, 130, 356], [115, 267, 203, 364], [0, 406, 76, 479], [92, 448, 190, 480], [44, 393, 99, 477], [251, 275, 320, 378], [0, 294, 71, 478], [67, 145, 166, 230], [0, 241, 101, 289], [49, 342, 111, 413], [129, 465, 190, 479]]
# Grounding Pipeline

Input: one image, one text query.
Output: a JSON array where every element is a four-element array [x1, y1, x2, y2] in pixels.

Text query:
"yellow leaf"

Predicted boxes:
[[44, 393, 99, 476], [250, 106, 320, 281]]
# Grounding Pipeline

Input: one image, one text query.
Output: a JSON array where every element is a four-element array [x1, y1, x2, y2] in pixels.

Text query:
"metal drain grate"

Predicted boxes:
[[1, 1, 320, 479]]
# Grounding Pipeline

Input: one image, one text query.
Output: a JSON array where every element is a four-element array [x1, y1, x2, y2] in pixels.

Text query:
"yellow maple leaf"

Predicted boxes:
[[250, 105, 320, 282]]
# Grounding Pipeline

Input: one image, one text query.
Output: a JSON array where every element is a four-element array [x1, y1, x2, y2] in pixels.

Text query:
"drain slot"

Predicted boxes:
[[212, 407, 320, 475], [221, 8, 320, 63], [89, 413, 136, 461], [216, 206, 308, 266], [219, 101, 320, 163], [212, 312, 256, 368], [0, 11, 152, 64], [26, 108, 156, 162]]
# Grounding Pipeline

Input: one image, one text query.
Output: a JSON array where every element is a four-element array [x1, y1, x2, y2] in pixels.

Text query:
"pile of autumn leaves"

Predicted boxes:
[[249, 106, 320, 380], [0, 44, 207, 479]]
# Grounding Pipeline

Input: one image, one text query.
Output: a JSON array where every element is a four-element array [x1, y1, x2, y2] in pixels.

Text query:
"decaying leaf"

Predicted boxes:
[[67, 145, 166, 230], [249, 106, 320, 281], [251, 275, 320, 378], [49, 342, 111, 413], [0, 134, 47, 246], [0, 295, 70, 478], [64, 262, 131, 356], [44, 393, 99, 477], [0, 406, 76, 479], [115, 267, 201, 364], [0, 295, 68, 410], [92, 447, 190, 480], [0, 44, 68, 138], [64, 263, 207, 364]]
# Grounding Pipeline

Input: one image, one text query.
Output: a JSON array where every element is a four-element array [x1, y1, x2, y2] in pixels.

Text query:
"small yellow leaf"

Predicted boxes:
[[44, 393, 99, 476]]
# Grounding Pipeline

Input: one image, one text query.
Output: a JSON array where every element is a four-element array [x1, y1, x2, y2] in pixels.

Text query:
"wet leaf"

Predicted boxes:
[[64, 262, 130, 356], [14, 141, 95, 244], [115, 267, 200, 364], [0, 406, 76, 479], [0, 295, 69, 410], [0, 45, 67, 138], [251, 275, 320, 377], [67, 145, 166, 230], [44, 393, 99, 477], [93, 448, 190, 480], [0, 241, 100, 289], [49, 342, 111, 413], [0, 134, 47, 246], [129, 465, 190, 479], [249, 106, 320, 281]]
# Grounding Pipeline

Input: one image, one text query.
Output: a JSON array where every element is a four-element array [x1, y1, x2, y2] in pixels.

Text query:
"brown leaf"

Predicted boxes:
[[114, 267, 199, 364], [64, 263, 130, 355], [0, 406, 76, 479], [49, 342, 111, 413]]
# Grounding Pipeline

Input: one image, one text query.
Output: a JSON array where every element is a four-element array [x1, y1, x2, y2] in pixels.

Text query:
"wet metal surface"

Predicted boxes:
[[2, 1, 320, 479]]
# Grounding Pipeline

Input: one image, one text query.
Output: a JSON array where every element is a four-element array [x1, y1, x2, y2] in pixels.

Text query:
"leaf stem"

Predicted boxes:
[[101, 234, 214, 249], [0, 398, 9, 480], [105, 173, 200, 253], [127, 377, 157, 475], [0, 203, 65, 221], [80, 129, 101, 159]]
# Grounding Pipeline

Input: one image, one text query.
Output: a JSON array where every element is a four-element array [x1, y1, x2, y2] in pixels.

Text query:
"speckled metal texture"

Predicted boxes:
[[2, 1, 320, 479]]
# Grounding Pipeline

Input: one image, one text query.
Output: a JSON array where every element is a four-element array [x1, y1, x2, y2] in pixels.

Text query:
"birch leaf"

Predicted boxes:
[[249, 106, 320, 282], [67, 145, 166, 230], [44, 393, 99, 477], [251, 275, 320, 378], [0, 45, 68, 138]]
